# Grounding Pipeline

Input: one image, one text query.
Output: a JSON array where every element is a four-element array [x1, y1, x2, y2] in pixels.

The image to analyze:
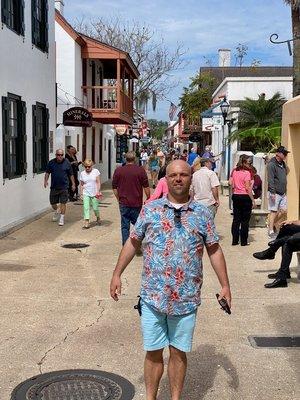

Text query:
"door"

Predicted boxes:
[[108, 139, 112, 179]]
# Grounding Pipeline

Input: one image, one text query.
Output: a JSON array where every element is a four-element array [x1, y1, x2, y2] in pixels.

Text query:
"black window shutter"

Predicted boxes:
[[31, 0, 37, 45], [32, 104, 37, 172], [45, 107, 49, 160], [44, 0, 49, 52], [2, 96, 10, 178], [20, 101, 27, 174], [20, 0, 25, 36], [1, 0, 8, 25]]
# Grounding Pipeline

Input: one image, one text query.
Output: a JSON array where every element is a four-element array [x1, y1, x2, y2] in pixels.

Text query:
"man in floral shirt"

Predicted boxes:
[[110, 160, 231, 400]]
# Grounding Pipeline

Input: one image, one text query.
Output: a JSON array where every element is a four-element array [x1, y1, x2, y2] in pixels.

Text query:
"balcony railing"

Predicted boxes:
[[82, 86, 133, 122]]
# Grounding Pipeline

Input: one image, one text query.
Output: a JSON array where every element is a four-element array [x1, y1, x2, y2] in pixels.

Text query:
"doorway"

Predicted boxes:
[[108, 140, 112, 179]]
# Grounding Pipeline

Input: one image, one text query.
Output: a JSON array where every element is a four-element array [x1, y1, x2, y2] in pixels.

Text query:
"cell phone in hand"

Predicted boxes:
[[216, 294, 231, 315]]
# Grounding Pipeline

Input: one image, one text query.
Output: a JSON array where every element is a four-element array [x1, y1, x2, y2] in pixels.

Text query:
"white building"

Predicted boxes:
[[201, 49, 293, 179], [0, 0, 56, 234], [55, 2, 139, 181]]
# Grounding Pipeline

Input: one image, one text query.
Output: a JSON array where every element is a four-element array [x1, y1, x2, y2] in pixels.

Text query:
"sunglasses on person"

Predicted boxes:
[[56, 153, 64, 156], [173, 208, 182, 225]]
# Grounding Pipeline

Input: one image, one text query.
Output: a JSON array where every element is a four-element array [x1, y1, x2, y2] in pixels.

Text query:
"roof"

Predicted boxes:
[[200, 66, 293, 91], [55, 10, 139, 78], [165, 120, 179, 132], [201, 101, 223, 118]]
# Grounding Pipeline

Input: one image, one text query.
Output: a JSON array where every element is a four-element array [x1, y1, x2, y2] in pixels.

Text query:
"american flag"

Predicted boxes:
[[168, 102, 178, 121]]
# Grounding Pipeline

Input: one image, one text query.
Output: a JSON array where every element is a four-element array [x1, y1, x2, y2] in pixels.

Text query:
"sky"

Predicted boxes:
[[64, 0, 293, 121]]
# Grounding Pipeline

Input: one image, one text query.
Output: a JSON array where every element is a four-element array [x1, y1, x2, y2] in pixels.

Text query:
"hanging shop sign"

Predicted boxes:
[[63, 107, 93, 127], [114, 125, 128, 135]]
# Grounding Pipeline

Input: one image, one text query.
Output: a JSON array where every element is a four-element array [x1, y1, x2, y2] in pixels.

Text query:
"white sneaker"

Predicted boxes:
[[52, 212, 59, 222], [58, 216, 64, 226]]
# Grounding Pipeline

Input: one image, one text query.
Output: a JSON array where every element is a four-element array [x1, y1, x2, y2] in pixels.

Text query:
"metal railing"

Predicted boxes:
[[82, 86, 133, 117]]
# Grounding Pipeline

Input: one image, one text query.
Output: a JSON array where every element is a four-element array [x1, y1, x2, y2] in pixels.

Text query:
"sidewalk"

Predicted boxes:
[[0, 187, 299, 400]]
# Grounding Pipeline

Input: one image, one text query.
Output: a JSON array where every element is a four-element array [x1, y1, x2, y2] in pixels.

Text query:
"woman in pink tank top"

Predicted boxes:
[[229, 155, 256, 246]]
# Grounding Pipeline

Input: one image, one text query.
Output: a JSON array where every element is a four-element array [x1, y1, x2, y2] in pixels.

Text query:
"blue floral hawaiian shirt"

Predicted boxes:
[[130, 196, 219, 315]]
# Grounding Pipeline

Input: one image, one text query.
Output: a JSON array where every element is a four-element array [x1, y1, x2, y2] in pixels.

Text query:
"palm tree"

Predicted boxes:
[[229, 92, 286, 152], [284, 0, 300, 96]]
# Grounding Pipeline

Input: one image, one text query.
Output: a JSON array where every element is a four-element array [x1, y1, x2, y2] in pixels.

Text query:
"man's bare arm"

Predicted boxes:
[[206, 243, 231, 307], [44, 172, 50, 188], [144, 187, 150, 199], [110, 238, 140, 301], [212, 186, 220, 206], [113, 188, 119, 201]]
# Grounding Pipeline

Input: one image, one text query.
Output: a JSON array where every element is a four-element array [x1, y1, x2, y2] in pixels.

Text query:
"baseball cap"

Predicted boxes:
[[276, 146, 290, 155]]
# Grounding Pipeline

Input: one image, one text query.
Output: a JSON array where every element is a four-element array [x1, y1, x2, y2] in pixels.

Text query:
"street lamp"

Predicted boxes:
[[220, 97, 230, 119], [220, 96, 235, 180]]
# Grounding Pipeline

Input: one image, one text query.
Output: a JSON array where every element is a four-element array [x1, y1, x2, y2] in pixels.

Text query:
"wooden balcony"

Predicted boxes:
[[82, 85, 134, 125]]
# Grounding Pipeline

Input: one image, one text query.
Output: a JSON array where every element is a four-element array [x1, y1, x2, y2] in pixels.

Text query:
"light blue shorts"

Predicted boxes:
[[140, 300, 197, 353], [268, 192, 287, 212]]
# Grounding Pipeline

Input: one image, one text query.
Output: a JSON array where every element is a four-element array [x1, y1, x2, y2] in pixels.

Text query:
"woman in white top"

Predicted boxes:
[[79, 159, 102, 229]]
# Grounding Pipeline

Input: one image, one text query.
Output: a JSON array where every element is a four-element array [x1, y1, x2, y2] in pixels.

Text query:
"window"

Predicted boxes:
[[99, 128, 103, 163], [2, 94, 27, 179], [32, 0, 48, 52], [32, 102, 49, 173], [1, 0, 25, 35]]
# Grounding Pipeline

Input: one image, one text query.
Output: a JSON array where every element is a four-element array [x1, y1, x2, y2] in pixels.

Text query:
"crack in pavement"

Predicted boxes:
[[37, 301, 105, 374]]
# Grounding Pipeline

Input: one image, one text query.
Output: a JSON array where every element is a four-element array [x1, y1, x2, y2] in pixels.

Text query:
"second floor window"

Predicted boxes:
[[32, 0, 48, 52], [2, 93, 27, 179], [32, 102, 49, 173], [1, 0, 25, 35]]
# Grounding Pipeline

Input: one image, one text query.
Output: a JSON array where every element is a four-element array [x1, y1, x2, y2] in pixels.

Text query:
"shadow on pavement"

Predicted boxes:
[[158, 344, 239, 400]]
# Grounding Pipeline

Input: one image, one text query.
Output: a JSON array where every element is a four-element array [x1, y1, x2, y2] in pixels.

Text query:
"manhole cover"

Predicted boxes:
[[11, 369, 135, 400], [249, 336, 300, 348], [62, 243, 90, 249]]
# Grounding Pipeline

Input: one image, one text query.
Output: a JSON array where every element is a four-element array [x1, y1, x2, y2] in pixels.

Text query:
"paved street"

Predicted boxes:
[[0, 186, 299, 400]]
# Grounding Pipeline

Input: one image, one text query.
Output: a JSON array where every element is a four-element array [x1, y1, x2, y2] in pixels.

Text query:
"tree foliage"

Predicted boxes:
[[234, 43, 248, 67], [229, 92, 285, 152], [74, 17, 186, 112], [179, 72, 216, 119], [147, 119, 168, 140]]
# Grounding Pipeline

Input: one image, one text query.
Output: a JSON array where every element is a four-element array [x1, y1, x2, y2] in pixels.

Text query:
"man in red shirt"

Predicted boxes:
[[112, 151, 150, 245]]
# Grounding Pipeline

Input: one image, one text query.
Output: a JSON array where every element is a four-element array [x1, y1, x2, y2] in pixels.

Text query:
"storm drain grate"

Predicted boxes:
[[62, 243, 90, 249], [11, 369, 135, 400], [249, 336, 300, 348]]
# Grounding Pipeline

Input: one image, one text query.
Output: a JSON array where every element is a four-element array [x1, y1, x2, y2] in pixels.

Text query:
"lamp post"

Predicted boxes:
[[220, 97, 235, 180]]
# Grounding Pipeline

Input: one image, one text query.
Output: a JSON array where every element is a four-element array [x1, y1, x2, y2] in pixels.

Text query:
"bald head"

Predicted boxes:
[[166, 160, 191, 202], [166, 160, 191, 177]]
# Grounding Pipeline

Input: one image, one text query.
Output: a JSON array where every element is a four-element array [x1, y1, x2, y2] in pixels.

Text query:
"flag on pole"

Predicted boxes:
[[168, 102, 178, 121]]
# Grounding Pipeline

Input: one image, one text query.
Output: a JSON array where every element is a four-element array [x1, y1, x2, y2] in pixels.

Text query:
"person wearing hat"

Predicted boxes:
[[267, 146, 290, 239], [79, 159, 102, 229]]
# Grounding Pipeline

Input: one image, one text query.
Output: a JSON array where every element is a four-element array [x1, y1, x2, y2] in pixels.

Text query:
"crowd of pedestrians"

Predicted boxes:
[[42, 143, 297, 399]]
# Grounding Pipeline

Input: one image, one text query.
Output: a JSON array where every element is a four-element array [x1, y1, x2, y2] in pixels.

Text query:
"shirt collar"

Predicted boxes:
[[162, 195, 196, 211]]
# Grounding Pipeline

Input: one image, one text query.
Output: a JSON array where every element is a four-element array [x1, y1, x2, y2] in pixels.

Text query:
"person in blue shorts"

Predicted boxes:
[[110, 160, 231, 400]]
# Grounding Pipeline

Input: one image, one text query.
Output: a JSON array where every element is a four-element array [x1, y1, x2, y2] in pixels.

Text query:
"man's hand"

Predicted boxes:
[[71, 184, 76, 192], [110, 274, 122, 301], [218, 286, 231, 309], [270, 193, 276, 203], [44, 181, 48, 188], [214, 200, 220, 208]]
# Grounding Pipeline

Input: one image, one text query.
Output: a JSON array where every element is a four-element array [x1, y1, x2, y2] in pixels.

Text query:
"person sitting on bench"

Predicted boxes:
[[253, 220, 300, 288]]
